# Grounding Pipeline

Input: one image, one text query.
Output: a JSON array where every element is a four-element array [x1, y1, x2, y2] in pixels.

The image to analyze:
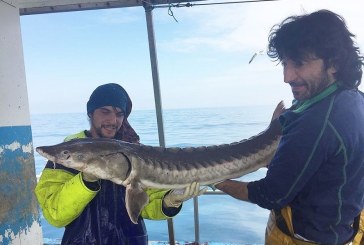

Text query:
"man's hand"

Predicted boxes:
[[81, 172, 99, 182], [163, 182, 207, 208], [208, 180, 225, 191]]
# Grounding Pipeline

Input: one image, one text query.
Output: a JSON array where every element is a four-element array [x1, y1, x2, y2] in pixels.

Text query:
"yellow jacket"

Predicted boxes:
[[35, 131, 180, 244]]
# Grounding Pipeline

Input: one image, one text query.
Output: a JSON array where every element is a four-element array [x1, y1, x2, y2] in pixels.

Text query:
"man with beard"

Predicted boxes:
[[213, 10, 364, 245], [35, 83, 204, 245]]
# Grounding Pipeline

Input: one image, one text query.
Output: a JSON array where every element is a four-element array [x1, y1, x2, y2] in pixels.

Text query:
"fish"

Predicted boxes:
[[36, 101, 286, 224]]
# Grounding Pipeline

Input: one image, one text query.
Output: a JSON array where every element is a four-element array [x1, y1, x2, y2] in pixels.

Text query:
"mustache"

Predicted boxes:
[[289, 81, 305, 87]]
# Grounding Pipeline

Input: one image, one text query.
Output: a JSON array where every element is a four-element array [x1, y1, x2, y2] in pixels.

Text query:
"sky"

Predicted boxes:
[[20, 0, 364, 114]]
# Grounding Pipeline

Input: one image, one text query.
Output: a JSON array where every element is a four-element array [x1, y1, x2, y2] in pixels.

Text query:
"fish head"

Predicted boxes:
[[36, 138, 133, 183], [36, 139, 95, 169], [36, 138, 125, 168]]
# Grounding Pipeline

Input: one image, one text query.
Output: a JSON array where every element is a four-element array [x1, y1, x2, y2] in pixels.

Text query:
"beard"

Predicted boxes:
[[291, 70, 333, 101]]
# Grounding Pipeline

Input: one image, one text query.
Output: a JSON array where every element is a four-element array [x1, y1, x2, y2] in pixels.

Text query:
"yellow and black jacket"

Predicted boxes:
[[35, 130, 180, 245]]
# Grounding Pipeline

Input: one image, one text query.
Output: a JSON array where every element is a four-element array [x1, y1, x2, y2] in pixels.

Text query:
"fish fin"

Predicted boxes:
[[125, 181, 149, 224]]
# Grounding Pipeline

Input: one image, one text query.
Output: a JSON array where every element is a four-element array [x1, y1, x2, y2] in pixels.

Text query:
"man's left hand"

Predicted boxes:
[[163, 182, 207, 208]]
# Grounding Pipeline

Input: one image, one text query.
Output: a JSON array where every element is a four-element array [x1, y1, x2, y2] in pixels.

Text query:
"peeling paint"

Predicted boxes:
[[0, 141, 34, 159], [0, 125, 41, 245], [0, 220, 42, 244], [22, 142, 33, 154], [5, 141, 21, 151]]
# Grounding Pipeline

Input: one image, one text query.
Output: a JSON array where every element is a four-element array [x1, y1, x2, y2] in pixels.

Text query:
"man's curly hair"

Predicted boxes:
[[267, 9, 364, 89]]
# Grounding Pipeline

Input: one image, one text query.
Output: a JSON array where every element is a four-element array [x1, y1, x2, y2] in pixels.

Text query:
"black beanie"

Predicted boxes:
[[86, 83, 132, 116]]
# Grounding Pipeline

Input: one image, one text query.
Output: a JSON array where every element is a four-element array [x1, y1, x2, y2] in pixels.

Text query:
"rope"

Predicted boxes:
[[153, 0, 281, 9]]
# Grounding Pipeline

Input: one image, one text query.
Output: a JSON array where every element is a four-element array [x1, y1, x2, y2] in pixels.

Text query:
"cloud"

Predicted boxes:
[[157, 0, 364, 53], [21, 0, 364, 113]]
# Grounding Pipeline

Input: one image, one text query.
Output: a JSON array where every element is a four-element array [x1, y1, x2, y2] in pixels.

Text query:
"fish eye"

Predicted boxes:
[[62, 150, 69, 155]]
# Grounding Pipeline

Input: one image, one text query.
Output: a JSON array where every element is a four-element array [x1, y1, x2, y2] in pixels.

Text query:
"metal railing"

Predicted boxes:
[[169, 190, 227, 245]]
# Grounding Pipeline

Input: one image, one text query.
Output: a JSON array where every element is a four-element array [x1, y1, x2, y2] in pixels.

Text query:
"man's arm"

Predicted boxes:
[[214, 180, 250, 202], [141, 188, 182, 220], [35, 165, 98, 227], [142, 182, 206, 220]]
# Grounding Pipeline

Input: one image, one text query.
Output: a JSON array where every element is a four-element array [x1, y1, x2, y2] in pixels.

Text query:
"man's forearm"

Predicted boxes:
[[214, 179, 250, 202]]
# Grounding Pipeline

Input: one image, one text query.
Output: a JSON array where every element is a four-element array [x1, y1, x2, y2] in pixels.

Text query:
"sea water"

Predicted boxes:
[[31, 105, 277, 244]]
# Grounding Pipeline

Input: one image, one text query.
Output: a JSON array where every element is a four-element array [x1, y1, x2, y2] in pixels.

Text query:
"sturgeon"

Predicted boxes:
[[36, 101, 285, 224]]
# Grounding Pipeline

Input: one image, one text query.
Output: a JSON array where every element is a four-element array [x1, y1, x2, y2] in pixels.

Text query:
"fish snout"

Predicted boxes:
[[35, 146, 59, 162], [35, 147, 47, 157]]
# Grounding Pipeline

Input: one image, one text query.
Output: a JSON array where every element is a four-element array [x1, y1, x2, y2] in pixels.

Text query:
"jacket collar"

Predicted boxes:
[[293, 83, 339, 113]]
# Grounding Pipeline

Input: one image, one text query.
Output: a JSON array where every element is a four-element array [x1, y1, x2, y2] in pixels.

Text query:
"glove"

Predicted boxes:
[[163, 182, 207, 208], [81, 172, 99, 182]]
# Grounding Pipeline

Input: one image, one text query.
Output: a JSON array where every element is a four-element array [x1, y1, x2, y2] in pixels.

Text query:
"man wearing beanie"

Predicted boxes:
[[35, 83, 204, 245]]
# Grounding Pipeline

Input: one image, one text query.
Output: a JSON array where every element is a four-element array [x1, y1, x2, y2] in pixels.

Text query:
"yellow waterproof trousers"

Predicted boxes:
[[265, 206, 361, 245], [352, 211, 364, 245]]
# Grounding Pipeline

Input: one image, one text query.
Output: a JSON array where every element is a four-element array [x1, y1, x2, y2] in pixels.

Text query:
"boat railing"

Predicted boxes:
[[190, 190, 226, 244]]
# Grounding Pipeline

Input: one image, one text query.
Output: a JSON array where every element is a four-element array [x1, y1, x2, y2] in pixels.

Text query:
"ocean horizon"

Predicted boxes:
[[31, 105, 277, 244]]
